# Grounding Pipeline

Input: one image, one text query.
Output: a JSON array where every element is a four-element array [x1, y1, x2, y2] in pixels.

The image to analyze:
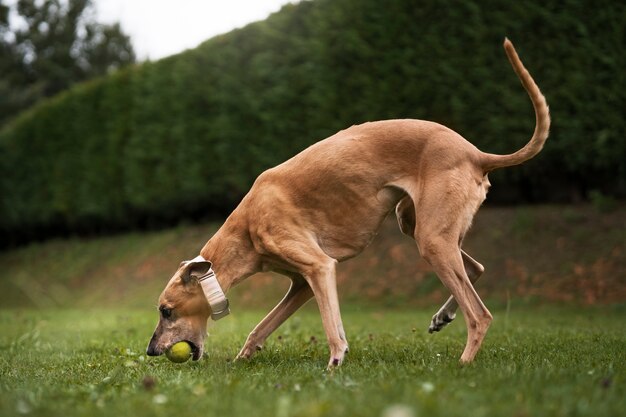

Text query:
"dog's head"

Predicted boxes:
[[145, 259, 213, 361]]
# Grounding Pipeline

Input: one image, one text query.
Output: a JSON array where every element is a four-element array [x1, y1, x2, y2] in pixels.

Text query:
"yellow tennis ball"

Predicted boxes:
[[166, 341, 192, 363]]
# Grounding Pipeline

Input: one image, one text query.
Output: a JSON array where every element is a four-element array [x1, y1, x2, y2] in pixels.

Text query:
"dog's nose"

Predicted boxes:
[[146, 333, 159, 356]]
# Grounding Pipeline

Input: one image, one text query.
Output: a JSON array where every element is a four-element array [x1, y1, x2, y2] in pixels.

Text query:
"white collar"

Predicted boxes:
[[189, 255, 230, 321]]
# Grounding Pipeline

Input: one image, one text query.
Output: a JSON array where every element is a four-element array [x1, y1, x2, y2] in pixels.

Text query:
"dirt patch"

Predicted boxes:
[[1, 205, 623, 308]]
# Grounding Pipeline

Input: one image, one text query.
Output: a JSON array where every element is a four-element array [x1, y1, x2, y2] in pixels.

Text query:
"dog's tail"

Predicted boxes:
[[480, 38, 550, 172]]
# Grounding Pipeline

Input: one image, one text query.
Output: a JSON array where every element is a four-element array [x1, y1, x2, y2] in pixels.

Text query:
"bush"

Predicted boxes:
[[1, 0, 624, 245]]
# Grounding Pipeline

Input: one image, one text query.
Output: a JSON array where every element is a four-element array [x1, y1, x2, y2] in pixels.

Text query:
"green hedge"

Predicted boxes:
[[1, 0, 624, 244]]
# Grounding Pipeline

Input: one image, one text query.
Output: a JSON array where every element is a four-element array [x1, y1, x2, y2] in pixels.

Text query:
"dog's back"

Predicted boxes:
[[238, 118, 484, 260]]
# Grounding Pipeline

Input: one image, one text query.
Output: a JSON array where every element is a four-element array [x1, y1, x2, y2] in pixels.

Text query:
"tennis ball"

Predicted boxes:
[[166, 341, 192, 363]]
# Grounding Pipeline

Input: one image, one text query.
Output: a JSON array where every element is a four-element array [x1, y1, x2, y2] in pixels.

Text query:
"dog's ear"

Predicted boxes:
[[180, 260, 212, 286]]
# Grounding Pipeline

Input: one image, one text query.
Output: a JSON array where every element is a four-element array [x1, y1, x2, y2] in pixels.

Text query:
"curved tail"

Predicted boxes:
[[480, 38, 550, 172]]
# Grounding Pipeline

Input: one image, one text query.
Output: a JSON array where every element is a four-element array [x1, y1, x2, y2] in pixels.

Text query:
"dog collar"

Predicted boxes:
[[190, 255, 230, 321]]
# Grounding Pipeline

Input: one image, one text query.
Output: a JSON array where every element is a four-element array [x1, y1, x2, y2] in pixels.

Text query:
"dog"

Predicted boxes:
[[146, 38, 550, 368]]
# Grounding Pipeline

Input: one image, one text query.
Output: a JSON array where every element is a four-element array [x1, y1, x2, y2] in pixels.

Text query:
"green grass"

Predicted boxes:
[[0, 205, 624, 416], [1, 307, 624, 417]]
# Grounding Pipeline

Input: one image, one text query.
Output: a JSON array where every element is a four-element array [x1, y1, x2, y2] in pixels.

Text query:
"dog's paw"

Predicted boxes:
[[428, 311, 456, 333], [326, 355, 345, 370], [326, 343, 348, 371], [235, 344, 262, 361]]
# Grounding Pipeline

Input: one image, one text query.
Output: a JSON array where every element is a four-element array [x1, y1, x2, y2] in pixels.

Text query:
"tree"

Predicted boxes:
[[0, 0, 135, 126]]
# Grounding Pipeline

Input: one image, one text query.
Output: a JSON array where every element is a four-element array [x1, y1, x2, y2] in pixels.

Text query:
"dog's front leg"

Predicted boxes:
[[429, 250, 485, 333], [236, 275, 313, 360], [302, 258, 349, 369]]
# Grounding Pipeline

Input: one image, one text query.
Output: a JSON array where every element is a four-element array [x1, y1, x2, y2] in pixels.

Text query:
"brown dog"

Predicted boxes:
[[146, 39, 550, 368]]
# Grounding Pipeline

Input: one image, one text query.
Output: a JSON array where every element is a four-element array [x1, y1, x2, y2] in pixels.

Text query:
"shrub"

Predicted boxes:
[[1, 0, 624, 245]]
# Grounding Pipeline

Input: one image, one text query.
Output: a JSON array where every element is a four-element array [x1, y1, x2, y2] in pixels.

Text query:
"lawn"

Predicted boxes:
[[0, 306, 624, 417], [1, 205, 624, 416]]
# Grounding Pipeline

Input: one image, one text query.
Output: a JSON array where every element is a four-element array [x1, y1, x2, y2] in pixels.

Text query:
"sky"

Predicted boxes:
[[95, 0, 297, 60]]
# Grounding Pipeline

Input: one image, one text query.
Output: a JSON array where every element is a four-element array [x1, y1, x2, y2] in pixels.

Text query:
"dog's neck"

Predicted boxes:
[[198, 223, 257, 293]]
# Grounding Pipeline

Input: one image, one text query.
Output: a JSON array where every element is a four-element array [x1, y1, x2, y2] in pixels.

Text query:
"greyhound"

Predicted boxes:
[[146, 38, 550, 368]]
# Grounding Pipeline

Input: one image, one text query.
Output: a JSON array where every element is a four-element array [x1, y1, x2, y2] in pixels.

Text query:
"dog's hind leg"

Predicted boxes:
[[412, 185, 492, 363], [418, 237, 492, 363], [396, 196, 486, 334], [236, 274, 313, 360], [428, 250, 484, 333]]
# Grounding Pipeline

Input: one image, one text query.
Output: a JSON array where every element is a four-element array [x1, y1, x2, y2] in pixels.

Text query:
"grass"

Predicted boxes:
[[0, 205, 624, 415], [1, 306, 624, 417]]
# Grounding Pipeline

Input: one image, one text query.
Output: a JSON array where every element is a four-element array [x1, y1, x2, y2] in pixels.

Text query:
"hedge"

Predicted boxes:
[[1, 0, 624, 245]]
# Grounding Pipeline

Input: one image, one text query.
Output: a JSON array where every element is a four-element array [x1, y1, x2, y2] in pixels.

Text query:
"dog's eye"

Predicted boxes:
[[160, 306, 172, 319]]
